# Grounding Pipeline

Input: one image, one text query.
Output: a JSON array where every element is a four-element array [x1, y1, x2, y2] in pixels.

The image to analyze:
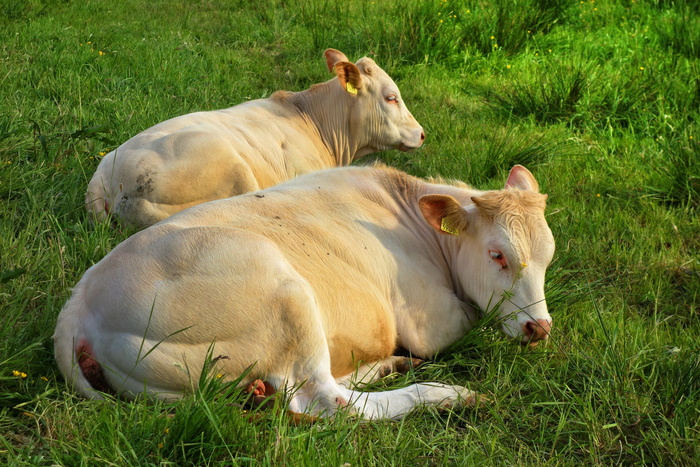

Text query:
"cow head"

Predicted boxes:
[[418, 166, 555, 345], [324, 49, 425, 157]]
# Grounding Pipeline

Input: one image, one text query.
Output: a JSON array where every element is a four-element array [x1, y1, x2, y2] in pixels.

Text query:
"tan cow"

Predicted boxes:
[[56, 164, 555, 420], [86, 49, 425, 228]]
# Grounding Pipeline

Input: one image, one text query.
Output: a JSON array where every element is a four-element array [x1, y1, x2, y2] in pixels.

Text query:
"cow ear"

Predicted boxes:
[[418, 195, 466, 236], [505, 165, 540, 192], [334, 61, 363, 96], [325, 49, 350, 73]]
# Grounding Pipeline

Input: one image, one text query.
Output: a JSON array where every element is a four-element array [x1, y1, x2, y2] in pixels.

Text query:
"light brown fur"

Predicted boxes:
[[86, 49, 424, 228], [57, 164, 554, 420]]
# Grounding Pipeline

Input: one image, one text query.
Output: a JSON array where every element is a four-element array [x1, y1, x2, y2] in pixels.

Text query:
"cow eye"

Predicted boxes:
[[489, 250, 508, 269], [386, 94, 398, 103]]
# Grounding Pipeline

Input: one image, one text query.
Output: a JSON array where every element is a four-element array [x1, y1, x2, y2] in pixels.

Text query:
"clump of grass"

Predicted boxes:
[[647, 133, 700, 208], [584, 68, 661, 132], [469, 126, 581, 184], [484, 60, 590, 126], [364, 0, 464, 64], [655, 6, 700, 60], [362, 0, 570, 65], [0, 0, 45, 23], [460, 0, 570, 57]]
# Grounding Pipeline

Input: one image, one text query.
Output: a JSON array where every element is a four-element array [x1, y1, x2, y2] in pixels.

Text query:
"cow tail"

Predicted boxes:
[[85, 176, 110, 221], [53, 286, 114, 399]]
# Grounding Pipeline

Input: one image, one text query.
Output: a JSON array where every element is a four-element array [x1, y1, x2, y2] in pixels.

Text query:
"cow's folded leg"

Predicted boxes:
[[289, 363, 479, 420], [346, 383, 479, 420]]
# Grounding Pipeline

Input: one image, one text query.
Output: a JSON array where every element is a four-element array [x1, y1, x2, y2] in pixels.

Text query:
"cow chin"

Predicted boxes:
[[397, 128, 425, 151], [499, 321, 549, 347]]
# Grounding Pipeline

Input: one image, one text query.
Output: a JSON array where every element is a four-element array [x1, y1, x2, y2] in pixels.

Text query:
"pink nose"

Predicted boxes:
[[523, 319, 552, 342]]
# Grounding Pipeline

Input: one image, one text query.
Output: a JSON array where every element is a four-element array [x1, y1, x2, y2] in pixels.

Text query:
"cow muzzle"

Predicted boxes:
[[521, 318, 552, 347], [399, 129, 425, 151]]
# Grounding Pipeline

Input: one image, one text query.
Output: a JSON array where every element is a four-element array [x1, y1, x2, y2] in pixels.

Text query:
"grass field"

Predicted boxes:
[[1, 0, 699, 465]]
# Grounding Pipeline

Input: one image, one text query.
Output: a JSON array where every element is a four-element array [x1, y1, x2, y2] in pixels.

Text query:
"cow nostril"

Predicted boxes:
[[524, 321, 537, 337], [420, 131, 425, 141], [524, 319, 551, 341]]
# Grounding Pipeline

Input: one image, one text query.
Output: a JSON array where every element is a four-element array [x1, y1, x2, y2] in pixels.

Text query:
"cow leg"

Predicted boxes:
[[260, 280, 477, 420], [291, 369, 478, 420], [286, 350, 476, 420], [348, 382, 479, 420], [336, 356, 423, 388]]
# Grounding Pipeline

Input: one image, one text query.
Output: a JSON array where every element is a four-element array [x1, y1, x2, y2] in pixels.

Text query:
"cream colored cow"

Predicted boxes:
[[86, 49, 424, 228], [56, 164, 555, 420]]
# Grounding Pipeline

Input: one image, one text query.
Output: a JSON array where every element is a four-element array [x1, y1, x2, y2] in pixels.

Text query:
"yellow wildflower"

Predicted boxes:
[[13, 370, 27, 378]]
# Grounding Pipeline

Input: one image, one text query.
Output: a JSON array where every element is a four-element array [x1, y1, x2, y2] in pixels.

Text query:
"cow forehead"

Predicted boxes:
[[355, 57, 393, 82], [478, 190, 552, 262]]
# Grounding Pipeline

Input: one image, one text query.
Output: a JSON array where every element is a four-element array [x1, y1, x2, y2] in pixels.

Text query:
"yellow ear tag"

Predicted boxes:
[[346, 81, 358, 95], [441, 218, 460, 236]]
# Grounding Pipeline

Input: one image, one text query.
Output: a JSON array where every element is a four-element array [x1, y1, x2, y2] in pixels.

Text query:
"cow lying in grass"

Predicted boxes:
[[56, 164, 554, 420], [86, 48, 425, 228]]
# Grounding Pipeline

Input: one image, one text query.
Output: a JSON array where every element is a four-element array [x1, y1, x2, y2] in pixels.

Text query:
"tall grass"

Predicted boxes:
[[1, 0, 699, 465]]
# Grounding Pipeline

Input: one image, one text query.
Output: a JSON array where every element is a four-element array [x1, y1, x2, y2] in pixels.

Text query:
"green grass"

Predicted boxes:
[[1, 0, 699, 464]]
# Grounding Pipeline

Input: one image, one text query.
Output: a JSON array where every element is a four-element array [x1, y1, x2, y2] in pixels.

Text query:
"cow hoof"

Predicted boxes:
[[246, 379, 267, 397], [245, 379, 277, 408], [394, 357, 423, 373], [379, 357, 425, 378], [455, 388, 489, 408]]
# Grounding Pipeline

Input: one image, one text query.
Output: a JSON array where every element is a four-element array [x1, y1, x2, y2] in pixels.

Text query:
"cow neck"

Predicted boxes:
[[382, 172, 468, 301], [291, 82, 358, 167], [415, 183, 476, 304]]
